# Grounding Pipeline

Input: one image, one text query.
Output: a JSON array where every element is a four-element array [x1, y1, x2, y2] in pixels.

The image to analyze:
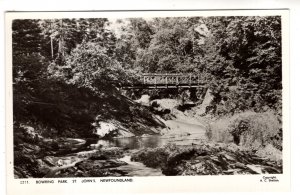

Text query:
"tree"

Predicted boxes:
[[48, 41, 133, 92], [12, 19, 47, 85], [12, 19, 48, 119], [135, 17, 208, 73], [39, 18, 112, 61], [129, 18, 154, 49], [201, 16, 282, 114]]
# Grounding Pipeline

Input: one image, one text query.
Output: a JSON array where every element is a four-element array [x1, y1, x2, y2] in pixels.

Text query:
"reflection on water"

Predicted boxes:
[[91, 120, 208, 150], [48, 120, 208, 176], [93, 133, 208, 150], [94, 136, 168, 150]]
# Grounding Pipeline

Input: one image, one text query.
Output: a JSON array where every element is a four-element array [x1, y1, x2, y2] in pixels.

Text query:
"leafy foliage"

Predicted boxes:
[[12, 16, 283, 179], [12, 16, 283, 135], [199, 16, 282, 114], [135, 17, 207, 73]]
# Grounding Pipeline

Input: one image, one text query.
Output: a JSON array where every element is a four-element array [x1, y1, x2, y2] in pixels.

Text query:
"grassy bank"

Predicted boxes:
[[206, 110, 282, 161]]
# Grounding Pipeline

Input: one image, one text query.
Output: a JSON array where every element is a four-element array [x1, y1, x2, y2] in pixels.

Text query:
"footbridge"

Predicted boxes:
[[122, 73, 205, 89]]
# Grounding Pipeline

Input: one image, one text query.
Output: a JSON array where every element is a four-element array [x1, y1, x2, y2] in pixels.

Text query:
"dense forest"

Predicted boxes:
[[13, 16, 282, 118], [12, 16, 283, 178]]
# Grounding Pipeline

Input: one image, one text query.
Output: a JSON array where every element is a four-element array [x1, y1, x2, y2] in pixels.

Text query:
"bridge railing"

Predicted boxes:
[[142, 73, 200, 86], [121, 73, 204, 89]]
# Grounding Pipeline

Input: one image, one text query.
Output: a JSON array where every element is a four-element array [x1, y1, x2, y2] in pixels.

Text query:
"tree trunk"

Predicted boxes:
[[50, 36, 53, 59]]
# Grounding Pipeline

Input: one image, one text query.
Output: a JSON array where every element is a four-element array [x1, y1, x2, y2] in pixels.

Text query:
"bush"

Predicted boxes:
[[229, 111, 281, 149], [207, 110, 281, 150], [206, 117, 234, 143]]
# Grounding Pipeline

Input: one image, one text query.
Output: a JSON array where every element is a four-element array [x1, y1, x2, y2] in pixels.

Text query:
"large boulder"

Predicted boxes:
[[92, 121, 135, 138], [93, 122, 118, 138], [19, 124, 42, 143], [134, 95, 150, 106], [196, 89, 214, 115]]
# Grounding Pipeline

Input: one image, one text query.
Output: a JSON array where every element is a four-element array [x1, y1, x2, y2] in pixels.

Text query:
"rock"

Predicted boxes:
[[261, 165, 282, 174], [115, 129, 135, 138], [76, 150, 98, 158], [13, 152, 49, 178], [93, 122, 134, 138], [150, 104, 171, 116], [14, 167, 26, 178], [55, 160, 126, 177], [223, 154, 236, 162], [64, 138, 86, 147], [140, 134, 150, 138], [72, 159, 127, 177], [135, 95, 150, 106], [49, 138, 86, 153], [234, 162, 247, 169], [195, 89, 214, 115], [131, 148, 169, 168], [151, 99, 180, 110], [36, 159, 52, 175], [56, 159, 64, 167], [89, 154, 108, 160], [43, 156, 56, 166], [246, 164, 262, 174], [19, 143, 41, 154], [94, 122, 118, 138], [223, 169, 236, 174], [89, 143, 103, 149], [100, 147, 124, 159], [149, 100, 173, 119], [19, 124, 42, 143], [132, 144, 282, 176]]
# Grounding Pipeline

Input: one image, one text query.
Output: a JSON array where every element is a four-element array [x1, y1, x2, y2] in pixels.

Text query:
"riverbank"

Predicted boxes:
[[13, 87, 166, 178], [131, 143, 282, 175], [129, 99, 282, 176], [14, 97, 282, 178]]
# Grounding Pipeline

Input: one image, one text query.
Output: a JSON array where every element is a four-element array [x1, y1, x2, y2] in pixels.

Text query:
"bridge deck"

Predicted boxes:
[[122, 73, 205, 89]]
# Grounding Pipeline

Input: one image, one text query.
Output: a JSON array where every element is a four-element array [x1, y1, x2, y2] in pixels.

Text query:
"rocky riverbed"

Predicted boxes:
[[14, 98, 282, 178], [131, 143, 282, 175]]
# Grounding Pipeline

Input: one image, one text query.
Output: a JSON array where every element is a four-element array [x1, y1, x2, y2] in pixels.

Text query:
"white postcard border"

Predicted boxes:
[[5, 10, 290, 194]]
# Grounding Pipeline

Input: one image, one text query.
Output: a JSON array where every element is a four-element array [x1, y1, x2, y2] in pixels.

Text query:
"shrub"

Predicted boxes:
[[229, 111, 281, 149], [207, 110, 281, 150], [206, 117, 234, 143]]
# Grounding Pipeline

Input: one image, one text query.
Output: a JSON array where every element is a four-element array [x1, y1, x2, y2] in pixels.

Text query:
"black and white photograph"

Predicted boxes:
[[8, 12, 288, 180], [10, 12, 285, 179]]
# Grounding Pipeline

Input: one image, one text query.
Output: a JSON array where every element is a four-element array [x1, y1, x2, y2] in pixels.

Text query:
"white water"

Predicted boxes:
[[118, 155, 163, 176]]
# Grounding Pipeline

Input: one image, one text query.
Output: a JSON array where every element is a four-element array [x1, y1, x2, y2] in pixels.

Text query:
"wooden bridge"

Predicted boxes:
[[121, 73, 205, 89]]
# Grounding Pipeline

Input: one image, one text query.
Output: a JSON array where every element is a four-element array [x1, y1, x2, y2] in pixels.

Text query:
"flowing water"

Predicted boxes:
[[117, 155, 163, 176], [46, 119, 208, 177], [92, 120, 208, 150], [89, 119, 208, 176]]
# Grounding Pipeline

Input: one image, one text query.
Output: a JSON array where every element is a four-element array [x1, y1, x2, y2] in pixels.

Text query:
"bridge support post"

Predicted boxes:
[[165, 76, 168, 88], [189, 88, 198, 102]]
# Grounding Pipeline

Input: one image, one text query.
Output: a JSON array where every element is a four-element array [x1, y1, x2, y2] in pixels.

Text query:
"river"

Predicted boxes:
[[44, 119, 208, 177]]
